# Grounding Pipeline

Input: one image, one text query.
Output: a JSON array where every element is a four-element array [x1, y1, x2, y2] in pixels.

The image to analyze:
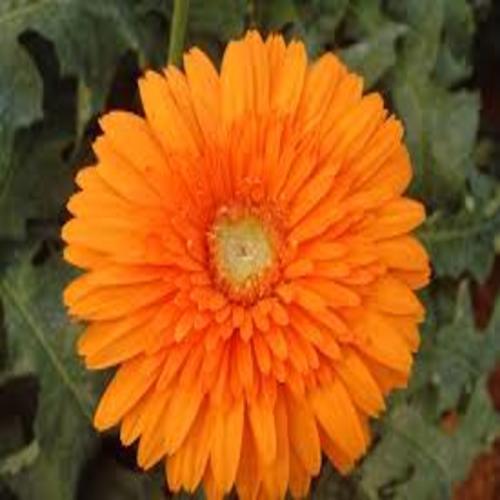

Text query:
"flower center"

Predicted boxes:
[[208, 207, 281, 303]]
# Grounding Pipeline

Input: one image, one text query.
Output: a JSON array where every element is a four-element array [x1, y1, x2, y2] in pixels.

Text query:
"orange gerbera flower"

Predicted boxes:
[[63, 30, 430, 500]]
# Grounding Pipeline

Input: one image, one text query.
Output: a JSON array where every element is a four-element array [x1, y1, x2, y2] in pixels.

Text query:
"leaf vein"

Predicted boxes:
[[0, 277, 93, 422]]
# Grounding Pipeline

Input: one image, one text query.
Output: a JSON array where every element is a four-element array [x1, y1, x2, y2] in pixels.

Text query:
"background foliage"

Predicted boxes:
[[0, 0, 499, 499]]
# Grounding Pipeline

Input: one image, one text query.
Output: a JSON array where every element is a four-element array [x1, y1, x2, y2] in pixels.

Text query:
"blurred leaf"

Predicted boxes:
[[132, 0, 170, 68], [254, 0, 349, 56], [171, 0, 247, 63], [339, 0, 407, 88], [0, 0, 142, 111], [434, 0, 475, 86], [0, 250, 102, 500], [0, 0, 147, 182], [299, 0, 350, 55], [392, 80, 479, 204], [253, 0, 300, 32], [0, 126, 74, 240], [340, 23, 406, 89], [384, 0, 481, 206], [312, 463, 358, 499], [419, 191, 500, 281], [189, 0, 246, 41], [386, 0, 445, 78], [80, 455, 166, 500], [0, 441, 39, 476], [0, 0, 154, 245], [359, 379, 498, 500], [409, 282, 500, 415], [0, 40, 42, 186]]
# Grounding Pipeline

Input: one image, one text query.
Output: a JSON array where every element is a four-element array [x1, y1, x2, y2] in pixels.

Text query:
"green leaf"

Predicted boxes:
[[300, 0, 350, 56], [0, 0, 152, 243], [154, 0, 247, 65], [434, 0, 475, 86], [0, 441, 39, 476], [383, 0, 481, 206], [419, 191, 500, 281], [410, 282, 500, 415], [254, 0, 349, 57], [391, 79, 479, 204], [359, 380, 499, 500], [0, 40, 43, 201], [0, 0, 146, 180], [253, 0, 300, 33], [0, 0, 142, 110], [0, 126, 74, 240], [386, 0, 445, 79], [340, 23, 407, 89], [0, 40, 42, 136], [324, 0, 405, 88], [0, 249, 102, 500], [312, 463, 358, 500], [189, 0, 246, 41]]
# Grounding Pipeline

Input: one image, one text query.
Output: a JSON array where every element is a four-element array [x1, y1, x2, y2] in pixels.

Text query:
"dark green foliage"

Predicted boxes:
[[0, 250, 97, 499], [358, 381, 498, 500], [0, 0, 499, 499], [409, 283, 500, 415]]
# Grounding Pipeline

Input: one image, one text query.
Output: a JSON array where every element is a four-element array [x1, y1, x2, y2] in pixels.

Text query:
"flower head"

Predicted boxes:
[[63, 30, 430, 500]]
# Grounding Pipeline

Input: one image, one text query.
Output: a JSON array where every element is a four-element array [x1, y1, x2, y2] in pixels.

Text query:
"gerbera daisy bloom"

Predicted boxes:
[[63, 30, 430, 500]]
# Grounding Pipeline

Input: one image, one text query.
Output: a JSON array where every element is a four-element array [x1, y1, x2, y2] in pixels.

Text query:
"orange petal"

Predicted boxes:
[[309, 378, 366, 460], [248, 398, 277, 466], [210, 400, 245, 492], [77, 305, 156, 357], [99, 112, 167, 181], [285, 388, 321, 475], [261, 391, 289, 499], [335, 348, 385, 416], [375, 235, 429, 272], [64, 244, 108, 270], [288, 449, 311, 499], [139, 70, 199, 154], [318, 426, 355, 474], [166, 413, 211, 492], [93, 137, 163, 206], [120, 393, 149, 446], [184, 47, 221, 143], [221, 40, 251, 126], [236, 338, 255, 391], [94, 353, 164, 430], [163, 385, 205, 454], [321, 93, 385, 166], [252, 333, 272, 375], [66, 280, 174, 321], [367, 275, 425, 318], [360, 354, 410, 394], [364, 198, 426, 240], [352, 309, 413, 373], [270, 40, 307, 116], [236, 417, 262, 500], [297, 52, 344, 132], [137, 390, 171, 469]]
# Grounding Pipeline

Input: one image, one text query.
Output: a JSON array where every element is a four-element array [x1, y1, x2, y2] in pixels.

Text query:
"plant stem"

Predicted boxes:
[[168, 0, 190, 66]]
